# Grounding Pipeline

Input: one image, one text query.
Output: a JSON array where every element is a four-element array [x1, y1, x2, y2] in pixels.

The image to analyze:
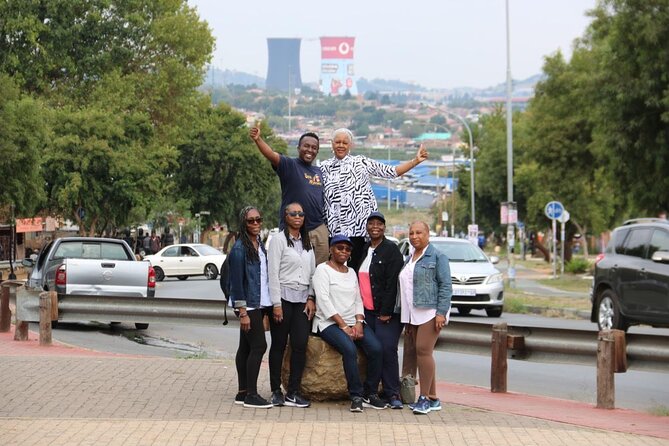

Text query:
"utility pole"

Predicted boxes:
[[506, 0, 516, 287]]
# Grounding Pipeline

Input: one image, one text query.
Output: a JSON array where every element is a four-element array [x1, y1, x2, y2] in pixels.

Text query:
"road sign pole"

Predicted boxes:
[[552, 218, 557, 279], [560, 220, 565, 276]]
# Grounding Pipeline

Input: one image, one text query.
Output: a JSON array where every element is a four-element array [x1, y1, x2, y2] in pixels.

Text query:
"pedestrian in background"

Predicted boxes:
[[228, 206, 273, 409], [267, 202, 316, 408], [399, 221, 452, 415]]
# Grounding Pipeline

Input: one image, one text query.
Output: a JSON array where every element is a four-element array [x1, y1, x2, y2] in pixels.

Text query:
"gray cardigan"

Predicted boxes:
[[267, 232, 316, 306]]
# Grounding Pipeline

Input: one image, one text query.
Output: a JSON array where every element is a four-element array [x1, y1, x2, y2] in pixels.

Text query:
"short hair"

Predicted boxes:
[[332, 128, 354, 145], [298, 132, 319, 147]]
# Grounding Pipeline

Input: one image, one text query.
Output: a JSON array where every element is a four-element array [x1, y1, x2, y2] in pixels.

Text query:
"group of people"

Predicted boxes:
[[224, 125, 452, 415]]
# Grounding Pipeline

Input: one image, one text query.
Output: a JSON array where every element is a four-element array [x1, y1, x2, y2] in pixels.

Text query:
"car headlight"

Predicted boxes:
[[486, 273, 503, 284]]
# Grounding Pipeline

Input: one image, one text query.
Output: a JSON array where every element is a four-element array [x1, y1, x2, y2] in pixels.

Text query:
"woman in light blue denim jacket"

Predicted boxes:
[[398, 221, 452, 415]]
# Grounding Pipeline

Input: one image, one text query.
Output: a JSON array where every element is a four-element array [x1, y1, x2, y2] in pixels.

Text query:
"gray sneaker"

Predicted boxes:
[[271, 389, 285, 407], [350, 396, 364, 413]]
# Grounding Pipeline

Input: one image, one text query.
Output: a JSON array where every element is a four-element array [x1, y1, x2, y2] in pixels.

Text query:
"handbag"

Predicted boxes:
[[400, 374, 417, 404]]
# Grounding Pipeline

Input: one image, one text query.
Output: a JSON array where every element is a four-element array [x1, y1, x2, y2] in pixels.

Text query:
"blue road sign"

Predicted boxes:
[[544, 201, 564, 220]]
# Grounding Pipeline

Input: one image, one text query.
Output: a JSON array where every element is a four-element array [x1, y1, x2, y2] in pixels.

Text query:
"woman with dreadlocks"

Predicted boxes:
[[228, 206, 273, 409]]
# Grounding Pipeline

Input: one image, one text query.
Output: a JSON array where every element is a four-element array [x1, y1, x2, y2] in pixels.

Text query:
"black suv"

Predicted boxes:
[[591, 218, 669, 331]]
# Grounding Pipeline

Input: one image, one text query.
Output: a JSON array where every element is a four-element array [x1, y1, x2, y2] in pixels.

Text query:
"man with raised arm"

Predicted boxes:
[[250, 123, 329, 265]]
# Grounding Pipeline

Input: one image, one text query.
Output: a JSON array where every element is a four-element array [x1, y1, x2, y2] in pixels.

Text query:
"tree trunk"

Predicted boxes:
[[535, 238, 550, 263], [573, 221, 589, 258]]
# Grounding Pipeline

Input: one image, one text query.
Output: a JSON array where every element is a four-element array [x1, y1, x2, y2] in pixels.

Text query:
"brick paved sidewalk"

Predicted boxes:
[[0, 329, 667, 446]]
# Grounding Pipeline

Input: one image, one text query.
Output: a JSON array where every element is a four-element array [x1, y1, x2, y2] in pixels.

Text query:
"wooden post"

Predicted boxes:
[[39, 292, 52, 346], [0, 285, 10, 332], [7, 285, 28, 341], [49, 291, 59, 322], [491, 322, 508, 393], [612, 329, 627, 373], [596, 330, 615, 409]]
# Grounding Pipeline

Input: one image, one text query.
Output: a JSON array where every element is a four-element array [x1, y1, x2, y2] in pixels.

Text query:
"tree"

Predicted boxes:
[[586, 0, 669, 215], [0, 75, 49, 216], [176, 104, 285, 230], [518, 50, 617, 251]]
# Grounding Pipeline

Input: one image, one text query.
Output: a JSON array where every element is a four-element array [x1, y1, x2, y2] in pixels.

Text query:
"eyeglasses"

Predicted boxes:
[[286, 211, 305, 217], [246, 217, 263, 225], [333, 244, 352, 252]]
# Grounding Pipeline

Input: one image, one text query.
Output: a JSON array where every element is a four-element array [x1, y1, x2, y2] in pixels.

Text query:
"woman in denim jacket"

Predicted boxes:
[[398, 221, 452, 415], [228, 206, 273, 409]]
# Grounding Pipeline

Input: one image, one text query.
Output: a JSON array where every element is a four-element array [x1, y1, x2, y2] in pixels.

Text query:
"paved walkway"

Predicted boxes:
[[1, 328, 668, 445]]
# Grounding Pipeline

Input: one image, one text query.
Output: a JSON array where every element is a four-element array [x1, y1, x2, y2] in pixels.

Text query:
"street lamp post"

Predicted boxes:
[[505, 0, 516, 286], [444, 112, 475, 225]]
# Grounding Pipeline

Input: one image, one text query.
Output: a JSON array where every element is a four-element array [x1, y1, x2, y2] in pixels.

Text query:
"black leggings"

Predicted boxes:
[[269, 300, 311, 394], [235, 308, 268, 395]]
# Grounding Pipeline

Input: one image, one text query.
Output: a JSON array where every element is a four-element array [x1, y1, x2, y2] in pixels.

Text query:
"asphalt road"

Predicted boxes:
[[40, 274, 669, 414]]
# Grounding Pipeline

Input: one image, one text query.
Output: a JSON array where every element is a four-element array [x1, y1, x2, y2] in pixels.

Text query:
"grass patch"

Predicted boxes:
[[180, 350, 209, 360], [504, 289, 591, 315], [536, 276, 592, 293], [648, 405, 669, 417]]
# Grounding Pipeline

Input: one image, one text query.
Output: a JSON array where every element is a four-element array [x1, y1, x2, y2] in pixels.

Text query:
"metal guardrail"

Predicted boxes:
[[11, 287, 669, 372], [439, 321, 669, 372], [16, 288, 228, 326]]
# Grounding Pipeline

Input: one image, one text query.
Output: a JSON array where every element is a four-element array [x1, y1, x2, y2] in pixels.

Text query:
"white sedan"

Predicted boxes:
[[143, 244, 226, 281]]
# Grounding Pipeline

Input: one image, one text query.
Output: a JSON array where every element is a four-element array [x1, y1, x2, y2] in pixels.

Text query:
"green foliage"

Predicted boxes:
[[0, 74, 49, 215], [564, 257, 591, 274], [176, 104, 284, 230]]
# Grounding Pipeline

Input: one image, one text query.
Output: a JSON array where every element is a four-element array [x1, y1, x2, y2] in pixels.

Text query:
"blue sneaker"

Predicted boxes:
[[389, 396, 404, 410], [412, 395, 430, 415], [429, 398, 442, 412]]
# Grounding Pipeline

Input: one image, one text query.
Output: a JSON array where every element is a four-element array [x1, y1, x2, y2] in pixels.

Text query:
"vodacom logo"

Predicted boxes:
[[338, 41, 351, 56]]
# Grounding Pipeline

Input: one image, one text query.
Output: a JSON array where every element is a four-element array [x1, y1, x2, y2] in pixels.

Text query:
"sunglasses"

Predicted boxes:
[[286, 211, 305, 217], [246, 217, 263, 225], [333, 244, 352, 252]]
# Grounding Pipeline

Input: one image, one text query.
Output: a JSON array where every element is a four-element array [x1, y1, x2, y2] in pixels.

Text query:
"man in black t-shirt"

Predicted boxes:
[[250, 123, 328, 264]]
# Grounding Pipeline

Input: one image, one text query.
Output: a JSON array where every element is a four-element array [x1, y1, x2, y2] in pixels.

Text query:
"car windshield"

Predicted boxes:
[[193, 244, 222, 256], [432, 241, 488, 262]]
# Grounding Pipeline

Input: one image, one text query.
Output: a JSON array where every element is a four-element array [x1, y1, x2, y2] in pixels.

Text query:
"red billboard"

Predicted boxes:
[[320, 37, 355, 59]]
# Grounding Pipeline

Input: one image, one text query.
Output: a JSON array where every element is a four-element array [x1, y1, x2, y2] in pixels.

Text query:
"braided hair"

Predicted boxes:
[[237, 206, 261, 262], [282, 203, 312, 251]]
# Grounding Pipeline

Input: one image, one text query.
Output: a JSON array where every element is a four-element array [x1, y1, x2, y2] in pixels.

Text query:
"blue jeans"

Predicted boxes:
[[319, 323, 383, 398], [365, 309, 403, 398]]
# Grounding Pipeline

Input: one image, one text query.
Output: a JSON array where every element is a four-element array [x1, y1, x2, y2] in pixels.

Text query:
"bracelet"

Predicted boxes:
[[307, 296, 315, 302], [239, 313, 248, 318]]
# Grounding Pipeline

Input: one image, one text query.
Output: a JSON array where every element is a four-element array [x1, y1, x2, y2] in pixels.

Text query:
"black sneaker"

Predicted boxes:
[[285, 392, 311, 408], [234, 392, 246, 405], [362, 393, 388, 410], [271, 389, 285, 407], [243, 393, 273, 409], [350, 396, 364, 413]]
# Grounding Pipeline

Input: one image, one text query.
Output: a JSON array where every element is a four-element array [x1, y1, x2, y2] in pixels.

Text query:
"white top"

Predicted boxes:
[[268, 232, 315, 305], [312, 263, 364, 333], [258, 244, 272, 307], [399, 249, 437, 325]]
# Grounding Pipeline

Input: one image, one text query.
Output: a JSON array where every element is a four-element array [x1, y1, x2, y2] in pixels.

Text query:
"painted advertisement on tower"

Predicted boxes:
[[319, 37, 358, 96]]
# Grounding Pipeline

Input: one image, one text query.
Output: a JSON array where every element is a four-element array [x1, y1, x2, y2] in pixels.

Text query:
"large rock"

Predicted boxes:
[[281, 335, 367, 401]]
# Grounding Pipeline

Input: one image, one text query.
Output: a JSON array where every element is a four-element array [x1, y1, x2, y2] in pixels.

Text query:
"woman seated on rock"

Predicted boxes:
[[311, 235, 387, 413]]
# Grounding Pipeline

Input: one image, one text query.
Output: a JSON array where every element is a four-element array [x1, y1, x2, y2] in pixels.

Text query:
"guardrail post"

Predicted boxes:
[[612, 329, 627, 373], [491, 322, 508, 393], [596, 330, 615, 409], [39, 292, 52, 346], [0, 284, 10, 332]]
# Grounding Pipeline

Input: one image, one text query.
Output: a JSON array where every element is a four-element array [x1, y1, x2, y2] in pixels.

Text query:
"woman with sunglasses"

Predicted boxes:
[[312, 235, 386, 413], [267, 203, 316, 408], [228, 206, 273, 409]]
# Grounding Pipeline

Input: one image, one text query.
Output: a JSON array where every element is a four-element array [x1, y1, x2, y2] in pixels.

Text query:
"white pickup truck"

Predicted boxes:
[[24, 237, 156, 329]]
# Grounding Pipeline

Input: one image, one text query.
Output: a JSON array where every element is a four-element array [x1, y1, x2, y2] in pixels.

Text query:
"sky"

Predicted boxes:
[[188, 0, 597, 90]]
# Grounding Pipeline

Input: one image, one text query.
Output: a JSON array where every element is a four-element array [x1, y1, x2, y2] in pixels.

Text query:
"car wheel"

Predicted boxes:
[[596, 289, 628, 331], [177, 275, 188, 281], [457, 307, 471, 315], [486, 307, 503, 318], [135, 323, 149, 330], [154, 267, 165, 282], [204, 264, 219, 280]]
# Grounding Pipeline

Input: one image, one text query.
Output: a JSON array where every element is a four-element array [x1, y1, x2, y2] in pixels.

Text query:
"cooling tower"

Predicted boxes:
[[266, 38, 302, 91]]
